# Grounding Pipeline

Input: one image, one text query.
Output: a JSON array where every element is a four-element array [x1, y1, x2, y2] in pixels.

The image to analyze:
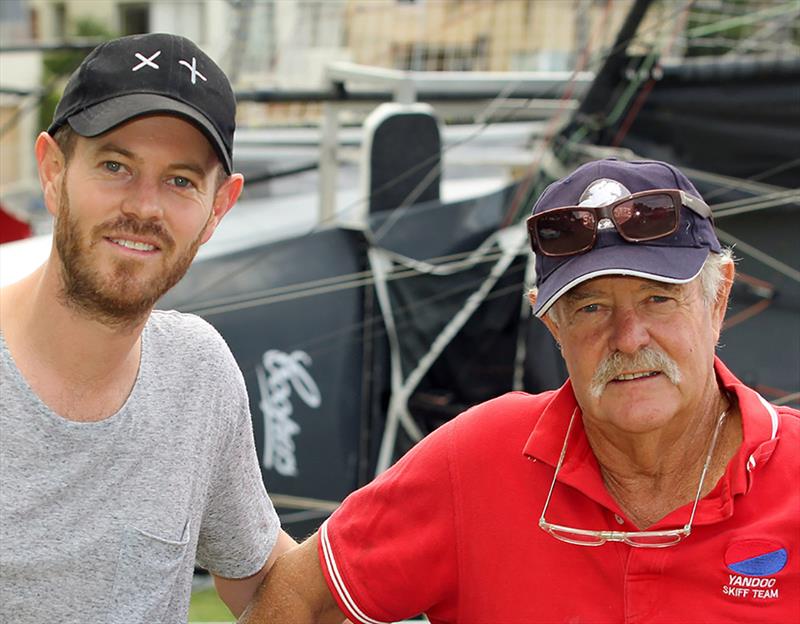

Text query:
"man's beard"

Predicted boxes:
[[54, 184, 208, 327]]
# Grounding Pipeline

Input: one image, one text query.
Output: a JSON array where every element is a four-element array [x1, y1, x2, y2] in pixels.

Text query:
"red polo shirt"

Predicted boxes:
[[319, 358, 799, 623]]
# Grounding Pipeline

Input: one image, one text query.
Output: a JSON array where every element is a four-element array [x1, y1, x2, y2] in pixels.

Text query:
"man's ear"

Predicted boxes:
[[35, 132, 66, 216], [200, 172, 244, 245]]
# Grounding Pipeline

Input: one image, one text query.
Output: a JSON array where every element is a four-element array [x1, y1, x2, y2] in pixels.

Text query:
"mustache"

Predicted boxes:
[[589, 347, 681, 398], [92, 215, 174, 250]]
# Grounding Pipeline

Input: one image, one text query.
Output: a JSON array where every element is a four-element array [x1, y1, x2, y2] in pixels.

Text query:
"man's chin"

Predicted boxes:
[[62, 273, 170, 326]]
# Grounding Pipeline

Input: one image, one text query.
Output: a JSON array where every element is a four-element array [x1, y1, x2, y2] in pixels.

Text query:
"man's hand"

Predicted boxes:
[[238, 531, 348, 623]]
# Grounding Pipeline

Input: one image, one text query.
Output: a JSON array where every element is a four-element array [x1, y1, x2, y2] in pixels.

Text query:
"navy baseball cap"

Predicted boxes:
[[531, 158, 721, 318], [48, 33, 235, 173]]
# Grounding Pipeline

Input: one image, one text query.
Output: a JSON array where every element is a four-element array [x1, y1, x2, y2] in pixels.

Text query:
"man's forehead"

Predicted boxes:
[[78, 115, 219, 168]]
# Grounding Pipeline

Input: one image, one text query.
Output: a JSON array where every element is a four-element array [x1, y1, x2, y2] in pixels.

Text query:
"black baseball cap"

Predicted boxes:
[[48, 33, 235, 173], [531, 158, 722, 317]]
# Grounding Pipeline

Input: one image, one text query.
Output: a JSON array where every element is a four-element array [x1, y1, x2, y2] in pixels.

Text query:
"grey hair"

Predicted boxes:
[[698, 247, 735, 306], [537, 247, 735, 325]]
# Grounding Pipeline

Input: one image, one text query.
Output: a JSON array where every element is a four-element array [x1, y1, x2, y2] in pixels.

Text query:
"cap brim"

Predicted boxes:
[[65, 93, 232, 173], [533, 244, 710, 318]]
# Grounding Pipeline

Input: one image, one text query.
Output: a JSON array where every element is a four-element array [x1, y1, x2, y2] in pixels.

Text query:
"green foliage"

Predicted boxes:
[[38, 18, 117, 132]]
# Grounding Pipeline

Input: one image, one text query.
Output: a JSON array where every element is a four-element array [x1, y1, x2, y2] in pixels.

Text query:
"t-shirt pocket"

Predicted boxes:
[[108, 519, 191, 624]]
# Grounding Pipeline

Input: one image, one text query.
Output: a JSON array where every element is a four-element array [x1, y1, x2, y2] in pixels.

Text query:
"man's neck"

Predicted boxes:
[[1, 261, 148, 422], [583, 389, 741, 529]]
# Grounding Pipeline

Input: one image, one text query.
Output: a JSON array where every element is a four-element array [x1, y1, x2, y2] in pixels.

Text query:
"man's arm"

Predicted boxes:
[[238, 531, 347, 623], [212, 529, 297, 618]]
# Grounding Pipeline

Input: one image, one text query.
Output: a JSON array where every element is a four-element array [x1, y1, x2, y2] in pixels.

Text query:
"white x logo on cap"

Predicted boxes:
[[132, 50, 161, 71], [179, 57, 207, 84]]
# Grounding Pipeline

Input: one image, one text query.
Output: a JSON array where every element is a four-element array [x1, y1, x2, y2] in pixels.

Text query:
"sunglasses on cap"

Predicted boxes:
[[526, 189, 713, 257]]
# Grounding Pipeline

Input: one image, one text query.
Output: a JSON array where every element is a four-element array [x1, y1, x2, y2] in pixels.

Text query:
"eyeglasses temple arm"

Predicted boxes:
[[680, 190, 713, 219], [683, 410, 727, 531], [538, 407, 578, 525]]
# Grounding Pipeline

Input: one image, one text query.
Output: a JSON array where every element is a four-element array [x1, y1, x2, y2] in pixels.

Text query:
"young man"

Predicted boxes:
[[240, 158, 798, 623], [0, 33, 294, 622]]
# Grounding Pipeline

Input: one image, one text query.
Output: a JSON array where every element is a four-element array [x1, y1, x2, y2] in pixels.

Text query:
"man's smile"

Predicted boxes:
[[611, 370, 662, 382], [106, 237, 160, 252]]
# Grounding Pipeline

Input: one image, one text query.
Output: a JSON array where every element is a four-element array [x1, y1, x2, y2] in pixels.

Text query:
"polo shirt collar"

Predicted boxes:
[[522, 356, 783, 526]]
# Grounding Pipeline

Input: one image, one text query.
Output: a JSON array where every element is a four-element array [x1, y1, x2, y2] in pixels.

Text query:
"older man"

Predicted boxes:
[[240, 159, 798, 623], [0, 34, 294, 622]]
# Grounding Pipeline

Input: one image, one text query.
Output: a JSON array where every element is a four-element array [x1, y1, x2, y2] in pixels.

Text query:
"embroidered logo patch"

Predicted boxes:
[[725, 540, 788, 576], [722, 540, 786, 602]]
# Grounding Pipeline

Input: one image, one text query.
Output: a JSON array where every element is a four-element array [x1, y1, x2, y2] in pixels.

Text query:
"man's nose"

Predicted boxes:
[[120, 178, 163, 221], [608, 308, 651, 354]]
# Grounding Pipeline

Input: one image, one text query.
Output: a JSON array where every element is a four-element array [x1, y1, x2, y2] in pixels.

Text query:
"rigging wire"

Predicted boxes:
[[171, 82, 568, 303], [712, 189, 799, 218], [716, 227, 800, 283], [174, 0, 669, 301], [196, 0, 714, 289], [177, 180, 795, 316], [183, 246, 512, 317]]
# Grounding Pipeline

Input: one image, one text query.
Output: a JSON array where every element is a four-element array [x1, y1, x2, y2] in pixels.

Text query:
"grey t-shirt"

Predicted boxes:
[[0, 310, 279, 623]]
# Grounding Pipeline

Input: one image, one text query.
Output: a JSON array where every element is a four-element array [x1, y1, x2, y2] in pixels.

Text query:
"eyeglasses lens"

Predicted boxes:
[[624, 533, 684, 547], [547, 527, 685, 548], [548, 528, 605, 546], [536, 209, 596, 256], [614, 194, 678, 240]]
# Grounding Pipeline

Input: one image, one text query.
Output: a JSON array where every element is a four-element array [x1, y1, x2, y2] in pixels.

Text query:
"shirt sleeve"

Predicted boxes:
[[194, 348, 280, 578], [318, 422, 460, 623]]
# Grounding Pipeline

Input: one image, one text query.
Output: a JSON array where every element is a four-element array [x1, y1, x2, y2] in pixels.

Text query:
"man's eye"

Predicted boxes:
[[171, 176, 194, 189], [579, 303, 599, 314], [650, 295, 671, 304], [103, 161, 122, 173]]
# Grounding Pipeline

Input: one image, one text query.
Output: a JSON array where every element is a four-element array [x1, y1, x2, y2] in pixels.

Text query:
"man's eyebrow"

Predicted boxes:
[[93, 142, 136, 160], [563, 288, 600, 303], [91, 143, 209, 178], [168, 162, 208, 178], [638, 281, 683, 293]]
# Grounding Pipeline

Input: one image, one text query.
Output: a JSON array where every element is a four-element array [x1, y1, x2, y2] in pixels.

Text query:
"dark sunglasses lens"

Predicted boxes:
[[536, 210, 596, 255], [614, 194, 678, 240]]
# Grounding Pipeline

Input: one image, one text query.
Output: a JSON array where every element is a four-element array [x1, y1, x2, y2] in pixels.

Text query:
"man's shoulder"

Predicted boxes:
[[148, 308, 216, 334], [461, 390, 559, 423], [145, 309, 237, 374], [147, 309, 227, 349], [443, 390, 560, 453]]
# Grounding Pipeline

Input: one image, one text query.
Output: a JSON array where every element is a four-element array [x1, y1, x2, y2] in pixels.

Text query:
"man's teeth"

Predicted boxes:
[[111, 238, 156, 251], [614, 371, 659, 381]]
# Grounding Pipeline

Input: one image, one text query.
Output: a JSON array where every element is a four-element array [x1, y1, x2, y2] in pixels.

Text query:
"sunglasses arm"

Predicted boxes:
[[680, 190, 713, 219]]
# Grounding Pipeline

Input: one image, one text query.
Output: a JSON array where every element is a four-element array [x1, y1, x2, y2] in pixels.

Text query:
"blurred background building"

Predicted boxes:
[[1, 0, 798, 227]]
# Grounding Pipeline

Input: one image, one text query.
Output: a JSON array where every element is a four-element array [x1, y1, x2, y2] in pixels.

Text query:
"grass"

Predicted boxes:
[[188, 587, 234, 622]]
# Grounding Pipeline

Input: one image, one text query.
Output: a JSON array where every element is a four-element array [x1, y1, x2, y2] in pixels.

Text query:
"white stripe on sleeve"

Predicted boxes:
[[319, 520, 391, 624]]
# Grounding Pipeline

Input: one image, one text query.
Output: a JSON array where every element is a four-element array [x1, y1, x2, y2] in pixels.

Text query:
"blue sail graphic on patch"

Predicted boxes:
[[728, 548, 788, 576]]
